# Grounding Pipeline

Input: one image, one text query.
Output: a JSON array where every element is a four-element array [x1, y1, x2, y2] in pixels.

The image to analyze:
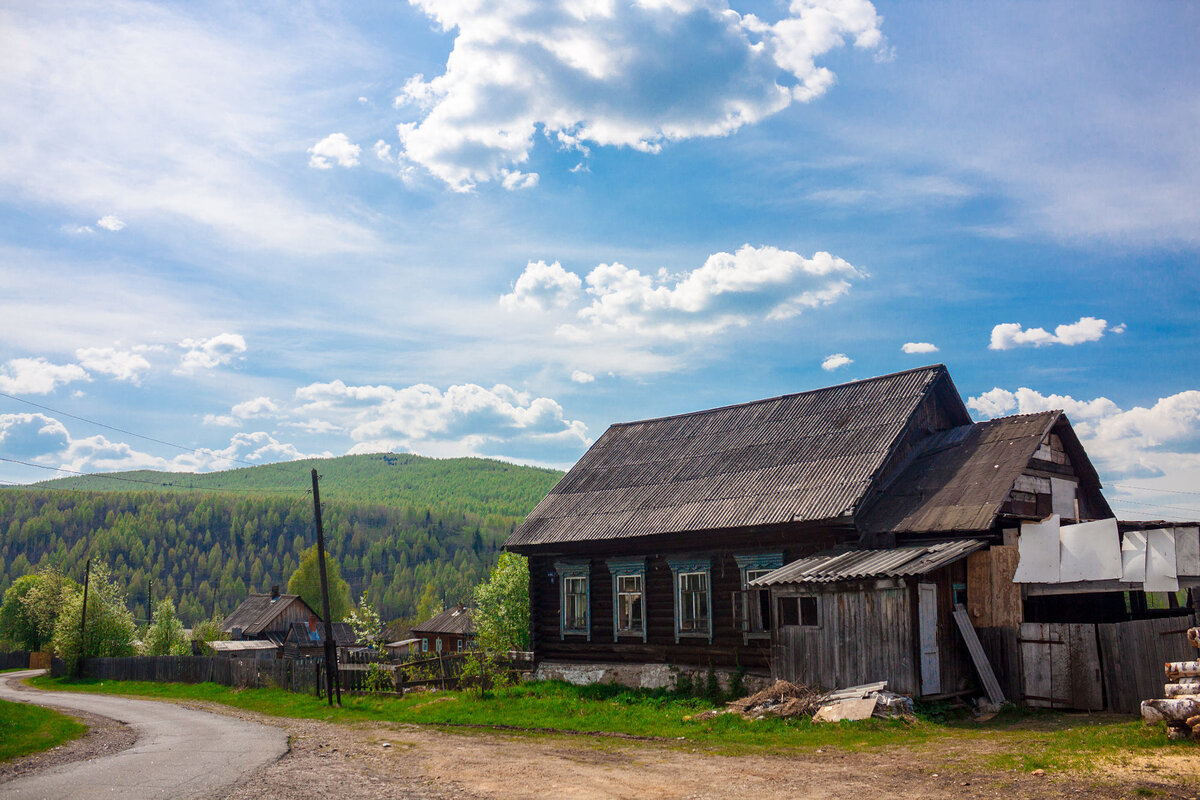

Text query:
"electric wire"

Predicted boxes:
[[0, 390, 261, 468], [0, 455, 307, 495]]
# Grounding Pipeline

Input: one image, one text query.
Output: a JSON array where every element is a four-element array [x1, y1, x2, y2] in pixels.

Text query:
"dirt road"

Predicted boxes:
[[0, 670, 288, 799]]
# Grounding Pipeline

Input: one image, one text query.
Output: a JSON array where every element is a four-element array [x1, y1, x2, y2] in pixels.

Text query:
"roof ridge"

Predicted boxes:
[[608, 364, 946, 428]]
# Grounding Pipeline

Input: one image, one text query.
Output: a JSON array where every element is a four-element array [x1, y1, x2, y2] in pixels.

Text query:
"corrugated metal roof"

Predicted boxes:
[[507, 365, 963, 548], [411, 605, 474, 636], [221, 593, 315, 636], [749, 539, 987, 586], [858, 411, 1061, 535]]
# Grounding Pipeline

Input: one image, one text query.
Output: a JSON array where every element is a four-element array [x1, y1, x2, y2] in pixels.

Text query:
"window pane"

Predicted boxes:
[[564, 575, 588, 631], [799, 596, 818, 627], [678, 571, 709, 633], [616, 573, 644, 633]]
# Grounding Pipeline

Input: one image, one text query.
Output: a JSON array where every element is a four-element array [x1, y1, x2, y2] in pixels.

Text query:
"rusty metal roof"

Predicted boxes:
[[749, 539, 987, 586], [507, 365, 964, 548], [858, 411, 1061, 535]]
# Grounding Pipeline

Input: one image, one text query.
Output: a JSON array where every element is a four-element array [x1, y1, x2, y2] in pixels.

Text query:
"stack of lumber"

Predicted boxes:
[[1141, 627, 1200, 740]]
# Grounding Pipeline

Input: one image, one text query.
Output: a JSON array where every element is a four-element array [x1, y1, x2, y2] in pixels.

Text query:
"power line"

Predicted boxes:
[[0, 390, 261, 468], [1111, 482, 1200, 498], [0, 456, 306, 495]]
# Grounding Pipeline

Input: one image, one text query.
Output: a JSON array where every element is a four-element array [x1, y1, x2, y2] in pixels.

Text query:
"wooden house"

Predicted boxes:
[[281, 621, 357, 660], [410, 605, 475, 655], [504, 364, 1178, 700], [221, 586, 321, 655]]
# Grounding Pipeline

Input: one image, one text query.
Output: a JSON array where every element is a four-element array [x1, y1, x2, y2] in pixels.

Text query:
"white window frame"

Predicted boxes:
[[735, 553, 783, 643], [607, 558, 647, 642], [667, 557, 712, 643], [554, 561, 591, 641]]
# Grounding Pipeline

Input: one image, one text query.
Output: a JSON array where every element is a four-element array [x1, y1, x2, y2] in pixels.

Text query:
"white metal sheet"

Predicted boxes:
[[1014, 515, 1060, 583], [1122, 531, 1147, 583], [1050, 477, 1077, 518], [1175, 527, 1200, 577], [1059, 518, 1121, 581], [1145, 528, 1180, 592]]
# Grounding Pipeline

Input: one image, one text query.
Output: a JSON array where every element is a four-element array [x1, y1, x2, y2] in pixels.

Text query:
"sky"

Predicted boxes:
[[0, 0, 1197, 523]]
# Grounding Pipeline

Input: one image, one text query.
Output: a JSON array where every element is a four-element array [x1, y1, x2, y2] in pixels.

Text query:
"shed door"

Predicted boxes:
[[918, 583, 941, 695]]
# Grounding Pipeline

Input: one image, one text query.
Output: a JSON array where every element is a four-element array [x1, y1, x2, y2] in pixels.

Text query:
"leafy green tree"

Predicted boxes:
[[52, 562, 137, 666], [0, 575, 42, 651], [472, 552, 529, 652], [0, 567, 79, 651], [190, 613, 228, 655], [144, 598, 189, 656], [287, 545, 353, 622], [414, 581, 443, 625], [346, 592, 385, 658]]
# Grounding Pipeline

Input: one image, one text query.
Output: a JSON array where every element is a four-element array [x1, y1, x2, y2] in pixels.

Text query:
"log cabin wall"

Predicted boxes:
[[525, 522, 855, 671]]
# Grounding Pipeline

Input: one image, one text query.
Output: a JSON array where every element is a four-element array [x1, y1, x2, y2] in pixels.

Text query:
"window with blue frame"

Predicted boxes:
[[554, 561, 591, 640], [607, 558, 646, 641], [667, 557, 712, 642]]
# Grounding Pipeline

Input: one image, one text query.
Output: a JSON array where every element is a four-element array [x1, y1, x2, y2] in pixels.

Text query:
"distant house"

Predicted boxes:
[[504, 365, 1198, 709], [411, 605, 475, 655], [281, 621, 357, 660], [221, 585, 321, 657]]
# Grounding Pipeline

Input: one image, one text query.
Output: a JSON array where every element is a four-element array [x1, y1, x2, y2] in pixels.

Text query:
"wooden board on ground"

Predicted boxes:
[[951, 607, 1006, 705], [812, 697, 877, 723]]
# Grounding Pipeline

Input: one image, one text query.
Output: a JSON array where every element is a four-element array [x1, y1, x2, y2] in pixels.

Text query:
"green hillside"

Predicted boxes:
[[29, 453, 563, 519], [2, 454, 563, 628]]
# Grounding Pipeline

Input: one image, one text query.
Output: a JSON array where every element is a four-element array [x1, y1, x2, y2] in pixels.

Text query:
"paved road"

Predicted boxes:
[[0, 670, 289, 799]]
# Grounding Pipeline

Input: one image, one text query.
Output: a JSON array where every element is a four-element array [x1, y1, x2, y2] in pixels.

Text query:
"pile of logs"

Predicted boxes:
[[1141, 627, 1200, 740]]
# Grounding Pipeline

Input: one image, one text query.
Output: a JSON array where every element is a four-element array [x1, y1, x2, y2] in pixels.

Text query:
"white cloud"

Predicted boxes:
[[307, 133, 361, 169], [176, 333, 247, 374], [821, 353, 852, 371], [500, 169, 539, 191], [96, 215, 125, 231], [503, 245, 863, 340], [231, 396, 279, 418], [0, 358, 89, 395], [500, 260, 584, 312], [570, 370, 595, 384], [901, 341, 939, 354], [292, 379, 590, 463], [61, 224, 94, 235], [74, 347, 151, 383], [988, 316, 1113, 350], [374, 139, 393, 162], [0, 413, 71, 458], [392, 0, 885, 189]]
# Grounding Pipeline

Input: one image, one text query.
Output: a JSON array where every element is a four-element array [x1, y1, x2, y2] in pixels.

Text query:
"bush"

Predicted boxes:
[[52, 563, 137, 668], [144, 598, 190, 656]]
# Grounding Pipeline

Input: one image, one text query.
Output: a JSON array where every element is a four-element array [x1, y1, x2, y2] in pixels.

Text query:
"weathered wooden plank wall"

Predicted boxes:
[[1097, 615, 1198, 713], [775, 584, 916, 694], [82, 655, 321, 694]]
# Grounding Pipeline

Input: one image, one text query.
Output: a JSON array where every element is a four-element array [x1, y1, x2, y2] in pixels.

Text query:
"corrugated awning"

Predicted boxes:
[[210, 639, 279, 651], [749, 539, 987, 586]]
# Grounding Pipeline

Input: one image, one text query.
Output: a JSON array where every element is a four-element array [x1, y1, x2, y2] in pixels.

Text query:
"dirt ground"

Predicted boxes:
[[205, 705, 1200, 800], [7, 688, 1200, 800]]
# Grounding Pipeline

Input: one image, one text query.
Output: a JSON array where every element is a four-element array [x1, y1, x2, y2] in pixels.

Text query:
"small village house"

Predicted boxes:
[[410, 604, 475, 655], [220, 585, 321, 658], [505, 365, 1200, 710]]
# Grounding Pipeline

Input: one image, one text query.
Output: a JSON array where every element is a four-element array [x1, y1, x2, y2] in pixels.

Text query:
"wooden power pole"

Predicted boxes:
[[310, 469, 340, 706], [77, 558, 91, 676]]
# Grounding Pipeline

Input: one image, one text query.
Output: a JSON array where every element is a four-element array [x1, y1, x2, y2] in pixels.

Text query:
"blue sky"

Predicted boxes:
[[0, 0, 1197, 522]]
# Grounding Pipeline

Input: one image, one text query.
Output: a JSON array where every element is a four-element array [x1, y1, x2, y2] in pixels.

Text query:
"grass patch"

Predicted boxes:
[[0, 698, 86, 762], [28, 675, 1197, 772]]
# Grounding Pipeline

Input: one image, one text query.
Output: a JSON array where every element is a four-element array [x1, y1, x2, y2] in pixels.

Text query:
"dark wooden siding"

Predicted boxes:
[[773, 581, 916, 694], [527, 522, 854, 670]]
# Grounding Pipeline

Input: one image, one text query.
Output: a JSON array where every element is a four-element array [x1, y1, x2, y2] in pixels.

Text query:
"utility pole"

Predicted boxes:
[[147, 578, 153, 626], [310, 469, 340, 706], [78, 558, 91, 677]]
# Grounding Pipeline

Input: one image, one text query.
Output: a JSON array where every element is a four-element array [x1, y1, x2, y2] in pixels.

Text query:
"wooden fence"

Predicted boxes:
[[54, 651, 536, 697], [1097, 616, 1198, 713], [80, 655, 323, 694], [0, 651, 32, 670]]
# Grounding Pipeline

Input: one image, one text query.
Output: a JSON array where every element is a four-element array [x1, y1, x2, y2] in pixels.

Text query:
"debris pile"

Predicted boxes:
[[1141, 627, 1200, 740], [693, 679, 914, 723]]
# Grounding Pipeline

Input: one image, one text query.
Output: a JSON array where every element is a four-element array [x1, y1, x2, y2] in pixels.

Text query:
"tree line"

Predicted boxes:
[[0, 488, 518, 629]]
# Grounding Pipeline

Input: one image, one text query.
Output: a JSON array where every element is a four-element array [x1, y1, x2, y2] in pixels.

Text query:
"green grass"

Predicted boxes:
[[29, 675, 1197, 773], [0, 698, 86, 762]]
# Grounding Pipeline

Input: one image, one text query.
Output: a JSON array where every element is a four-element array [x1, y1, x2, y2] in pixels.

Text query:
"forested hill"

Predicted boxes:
[[30, 453, 563, 519], [3, 454, 564, 628]]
